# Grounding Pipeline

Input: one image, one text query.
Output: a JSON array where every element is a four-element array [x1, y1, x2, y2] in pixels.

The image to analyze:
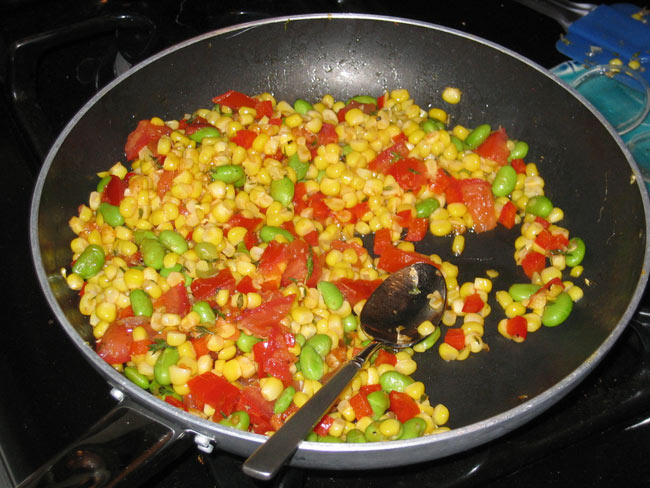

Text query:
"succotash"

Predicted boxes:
[[65, 88, 585, 441]]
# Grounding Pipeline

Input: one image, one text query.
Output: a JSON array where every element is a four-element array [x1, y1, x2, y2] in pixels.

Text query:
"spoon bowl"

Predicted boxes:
[[242, 262, 447, 480]]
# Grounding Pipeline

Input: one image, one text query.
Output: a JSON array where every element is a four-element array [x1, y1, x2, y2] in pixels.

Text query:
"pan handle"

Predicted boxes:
[[16, 390, 193, 488], [512, 0, 596, 31]]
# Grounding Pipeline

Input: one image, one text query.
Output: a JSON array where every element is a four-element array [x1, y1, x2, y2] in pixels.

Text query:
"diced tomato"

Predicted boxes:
[[431, 168, 463, 204], [462, 293, 484, 313], [444, 329, 466, 351], [535, 217, 551, 229], [237, 386, 275, 434], [164, 395, 188, 411], [389, 391, 420, 423], [268, 117, 282, 125], [330, 240, 367, 261], [374, 349, 397, 366], [535, 229, 569, 251], [313, 414, 336, 437], [373, 228, 393, 256], [101, 175, 128, 206], [211, 90, 257, 109], [506, 315, 528, 340], [337, 100, 376, 122], [236, 275, 257, 294], [377, 245, 436, 273], [96, 322, 133, 364], [303, 229, 319, 247], [511, 158, 526, 174], [307, 192, 332, 223], [155, 282, 190, 316], [350, 393, 374, 419], [281, 239, 320, 287], [231, 129, 257, 149], [253, 328, 296, 386], [405, 216, 428, 242], [377, 92, 388, 110], [190, 268, 236, 300], [476, 127, 510, 165], [188, 372, 240, 415], [332, 277, 383, 306], [254, 100, 273, 119], [521, 251, 546, 278], [118, 305, 134, 319], [459, 178, 497, 233], [157, 170, 178, 199], [348, 201, 369, 223], [317, 123, 339, 146], [387, 157, 429, 191], [498, 200, 517, 229], [124, 120, 172, 161], [368, 135, 409, 173], [257, 240, 289, 288], [236, 294, 296, 338], [130, 338, 152, 356], [190, 335, 211, 358]]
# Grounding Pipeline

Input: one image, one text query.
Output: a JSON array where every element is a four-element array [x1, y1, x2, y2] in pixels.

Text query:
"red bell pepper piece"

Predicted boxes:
[[462, 293, 484, 314], [373, 228, 393, 256], [389, 391, 420, 423], [444, 329, 466, 351], [313, 414, 336, 437], [510, 158, 527, 174], [521, 251, 546, 279], [535, 216, 551, 228], [349, 393, 374, 420], [190, 335, 211, 358], [377, 245, 436, 273], [212, 90, 257, 109], [332, 278, 383, 306], [236, 275, 257, 294], [231, 129, 257, 149], [254, 100, 273, 119], [164, 395, 188, 411], [506, 315, 528, 340], [498, 200, 517, 229], [374, 349, 397, 366], [535, 229, 569, 251], [337, 100, 376, 122]]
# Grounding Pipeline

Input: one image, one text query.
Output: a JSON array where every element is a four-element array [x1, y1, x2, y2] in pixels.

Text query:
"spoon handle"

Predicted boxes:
[[242, 340, 380, 480]]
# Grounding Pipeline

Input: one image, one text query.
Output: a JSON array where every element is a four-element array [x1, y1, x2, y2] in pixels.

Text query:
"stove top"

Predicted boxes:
[[2, 1, 649, 487]]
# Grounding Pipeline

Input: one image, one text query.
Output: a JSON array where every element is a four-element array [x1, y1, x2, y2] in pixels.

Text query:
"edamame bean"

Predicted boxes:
[[189, 126, 220, 142], [414, 326, 441, 352], [345, 429, 366, 443], [306, 432, 318, 442], [542, 292, 573, 327], [565, 237, 586, 267], [508, 283, 541, 301], [259, 225, 294, 243], [464, 124, 491, 149], [159, 229, 189, 254], [270, 176, 295, 207], [316, 169, 325, 183], [366, 390, 390, 418], [450, 135, 465, 152], [236, 332, 262, 353], [288, 153, 309, 181], [342, 314, 358, 332], [98, 202, 125, 227], [72, 244, 105, 279], [130, 289, 153, 317], [194, 242, 219, 261], [124, 366, 150, 389], [293, 98, 313, 114], [491, 165, 517, 197], [379, 371, 414, 393], [509, 140, 529, 161], [273, 386, 296, 414], [306, 334, 332, 357], [415, 198, 440, 218], [318, 435, 344, 443], [154, 346, 179, 386], [317, 281, 344, 311], [134, 229, 156, 245], [192, 301, 216, 324], [220, 411, 251, 431], [97, 175, 111, 192], [364, 422, 385, 442], [141, 239, 165, 270], [420, 119, 437, 133], [349, 95, 377, 105], [398, 417, 427, 440], [160, 263, 182, 277], [525, 195, 553, 218], [299, 344, 324, 380], [211, 165, 245, 183], [294, 333, 306, 347]]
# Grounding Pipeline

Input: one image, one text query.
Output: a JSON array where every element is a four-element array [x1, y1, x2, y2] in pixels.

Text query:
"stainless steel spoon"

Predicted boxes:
[[242, 262, 448, 480]]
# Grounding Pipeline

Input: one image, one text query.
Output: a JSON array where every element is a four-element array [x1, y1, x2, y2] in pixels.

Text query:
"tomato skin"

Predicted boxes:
[[360, 384, 382, 396], [506, 316, 528, 340], [476, 127, 510, 165], [190, 268, 236, 300], [124, 120, 172, 161], [389, 391, 420, 423], [511, 158, 527, 174], [190, 335, 211, 358], [374, 349, 397, 366], [313, 415, 336, 437], [349, 393, 374, 420], [534, 229, 569, 251], [236, 294, 296, 338], [187, 372, 240, 415], [332, 278, 383, 306], [211, 90, 257, 109], [373, 228, 393, 256], [459, 178, 497, 233], [130, 338, 152, 356], [368, 135, 409, 174], [101, 175, 128, 206], [521, 251, 546, 279], [254, 100, 273, 119], [280, 239, 319, 287], [337, 100, 376, 122], [498, 201, 517, 229], [462, 293, 484, 313], [444, 329, 466, 351], [155, 282, 191, 316], [96, 322, 133, 364], [377, 245, 437, 273], [253, 328, 296, 387], [157, 170, 178, 199]]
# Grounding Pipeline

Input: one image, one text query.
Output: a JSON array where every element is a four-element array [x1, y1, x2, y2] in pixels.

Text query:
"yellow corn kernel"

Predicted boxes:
[[432, 404, 449, 426], [451, 235, 465, 255], [430, 219, 453, 236], [92, 320, 110, 340], [66, 273, 84, 290], [404, 381, 425, 401], [567, 285, 584, 302], [428, 107, 447, 123], [540, 266, 562, 284], [222, 358, 242, 382], [442, 87, 462, 104], [439, 342, 459, 361], [166, 331, 186, 347], [504, 301, 526, 318], [379, 418, 402, 438], [417, 320, 435, 337], [95, 302, 116, 323], [524, 313, 542, 333], [570, 265, 584, 278], [395, 358, 417, 376], [474, 277, 492, 293], [169, 365, 192, 386], [218, 344, 237, 360], [284, 113, 303, 128]]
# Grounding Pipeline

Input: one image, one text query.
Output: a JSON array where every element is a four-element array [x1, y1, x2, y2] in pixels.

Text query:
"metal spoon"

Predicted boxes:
[[242, 262, 447, 480]]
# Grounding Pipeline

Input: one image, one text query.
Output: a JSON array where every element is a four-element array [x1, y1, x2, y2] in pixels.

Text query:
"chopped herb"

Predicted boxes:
[[306, 247, 314, 280], [195, 325, 215, 337], [148, 338, 170, 352], [409, 286, 421, 295]]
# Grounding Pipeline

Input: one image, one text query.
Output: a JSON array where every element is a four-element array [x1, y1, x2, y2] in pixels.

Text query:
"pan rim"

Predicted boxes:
[[29, 12, 650, 468]]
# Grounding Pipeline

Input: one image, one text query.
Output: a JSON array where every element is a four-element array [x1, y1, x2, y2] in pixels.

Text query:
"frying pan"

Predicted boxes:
[[27, 13, 650, 487]]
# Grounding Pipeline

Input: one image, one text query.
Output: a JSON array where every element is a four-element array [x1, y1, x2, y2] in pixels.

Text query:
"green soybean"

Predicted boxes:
[[154, 347, 179, 386], [379, 371, 414, 393], [542, 292, 573, 327], [159, 264, 182, 278], [306, 432, 318, 442], [220, 411, 250, 431], [345, 429, 366, 443], [273, 386, 296, 415], [134, 229, 156, 245], [270, 176, 295, 207], [159, 229, 189, 255], [316, 169, 325, 183], [349, 95, 377, 105], [294, 333, 306, 347], [318, 435, 344, 443], [293, 98, 313, 114], [98, 202, 124, 227], [130, 289, 153, 317], [194, 242, 219, 261], [420, 119, 437, 134], [299, 344, 324, 381], [414, 326, 441, 352], [415, 197, 440, 218], [364, 422, 385, 442], [317, 281, 344, 311], [450, 135, 465, 152], [565, 237, 586, 267], [288, 153, 310, 181], [192, 301, 216, 324], [306, 334, 332, 357], [508, 283, 541, 302], [211, 165, 245, 183], [342, 145, 353, 156], [509, 140, 529, 161], [465, 124, 491, 149], [366, 390, 390, 418], [97, 175, 111, 192], [236, 332, 262, 353], [399, 417, 427, 440], [259, 225, 295, 243], [189, 126, 220, 143], [525, 195, 553, 218], [342, 314, 358, 332], [141, 239, 165, 270], [492, 165, 517, 197], [124, 366, 150, 389], [72, 244, 105, 279]]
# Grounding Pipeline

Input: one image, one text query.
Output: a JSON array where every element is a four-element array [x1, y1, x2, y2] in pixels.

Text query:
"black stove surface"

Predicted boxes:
[[2, 1, 649, 487]]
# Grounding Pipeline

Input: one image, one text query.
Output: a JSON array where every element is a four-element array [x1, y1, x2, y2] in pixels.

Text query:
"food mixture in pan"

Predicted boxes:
[[64, 88, 586, 442]]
